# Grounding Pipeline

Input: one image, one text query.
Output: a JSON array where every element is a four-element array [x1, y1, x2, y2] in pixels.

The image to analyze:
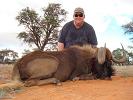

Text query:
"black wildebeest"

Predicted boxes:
[[0, 44, 126, 89]]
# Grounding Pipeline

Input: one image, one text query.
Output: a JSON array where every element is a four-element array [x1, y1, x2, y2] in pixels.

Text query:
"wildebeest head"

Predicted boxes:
[[92, 44, 126, 79]]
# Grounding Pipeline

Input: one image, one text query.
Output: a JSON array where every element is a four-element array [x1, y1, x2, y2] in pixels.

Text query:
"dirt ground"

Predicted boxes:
[[4, 76, 132, 100], [0, 65, 133, 100]]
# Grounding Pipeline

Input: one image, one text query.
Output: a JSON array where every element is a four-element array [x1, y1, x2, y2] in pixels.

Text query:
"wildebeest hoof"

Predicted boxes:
[[72, 77, 80, 81], [52, 78, 62, 86], [24, 80, 37, 87], [56, 82, 62, 86], [105, 77, 112, 80]]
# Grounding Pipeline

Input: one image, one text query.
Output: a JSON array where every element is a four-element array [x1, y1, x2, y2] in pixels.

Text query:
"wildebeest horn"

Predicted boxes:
[[97, 43, 106, 64], [112, 43, 126, 63]]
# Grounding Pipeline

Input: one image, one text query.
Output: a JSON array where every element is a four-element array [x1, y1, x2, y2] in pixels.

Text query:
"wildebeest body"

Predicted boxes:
[[12, 45, 96, 86]]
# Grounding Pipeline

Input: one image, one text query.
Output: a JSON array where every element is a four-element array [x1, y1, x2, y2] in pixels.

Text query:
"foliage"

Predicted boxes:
[[122, 20, 133, 42], [112, 48, 127, 60], [128, 52, 133, 58], [0, 49, 18, 64], [16, 3, 67, 51], [112, 47, 133, 65]]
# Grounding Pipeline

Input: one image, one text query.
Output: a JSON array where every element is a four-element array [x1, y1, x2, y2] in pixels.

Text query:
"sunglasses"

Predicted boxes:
[[74, 13, 83, 17]]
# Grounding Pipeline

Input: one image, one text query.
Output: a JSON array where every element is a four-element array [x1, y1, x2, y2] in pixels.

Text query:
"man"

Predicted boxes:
[[58, 7, 98, 51]]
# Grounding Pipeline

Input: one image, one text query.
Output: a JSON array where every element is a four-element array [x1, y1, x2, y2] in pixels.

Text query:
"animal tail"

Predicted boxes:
[[12, 62, 21, 81]]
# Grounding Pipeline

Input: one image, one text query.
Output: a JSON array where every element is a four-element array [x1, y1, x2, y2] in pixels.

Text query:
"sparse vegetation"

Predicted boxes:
[[0, 64, 13, 81], [0, 64, 22, 99], [113, 65, 133, 77]]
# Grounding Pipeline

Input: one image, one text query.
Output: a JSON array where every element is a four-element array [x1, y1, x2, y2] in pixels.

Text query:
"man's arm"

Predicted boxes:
[[57, 42, 64, 51]]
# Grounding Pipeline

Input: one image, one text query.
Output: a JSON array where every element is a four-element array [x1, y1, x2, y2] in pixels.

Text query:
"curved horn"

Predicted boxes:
[[112, 43, 126, 63], [97, 43, 106, 64]]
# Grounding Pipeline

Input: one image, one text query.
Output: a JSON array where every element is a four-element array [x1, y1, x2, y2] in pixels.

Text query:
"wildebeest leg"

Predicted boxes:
[[24, 78, 61, 87], [37, 78, 61, 86], [69, 69, 81, 80], [69, 63, 89, 80], [72, 73, 95, 81], [24, 79, 38, 87], [79, 73, 96, 80]]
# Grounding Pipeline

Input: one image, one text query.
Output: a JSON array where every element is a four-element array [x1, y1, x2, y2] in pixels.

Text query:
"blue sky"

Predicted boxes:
[[0, 0, 133, 55]]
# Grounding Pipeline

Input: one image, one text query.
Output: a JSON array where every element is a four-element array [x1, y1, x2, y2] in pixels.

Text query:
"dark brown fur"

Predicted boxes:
[[12, 45, 96, 86]]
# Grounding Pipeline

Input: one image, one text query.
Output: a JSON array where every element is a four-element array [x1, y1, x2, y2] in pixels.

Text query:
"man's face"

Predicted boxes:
[[73, 12, 85, 25]]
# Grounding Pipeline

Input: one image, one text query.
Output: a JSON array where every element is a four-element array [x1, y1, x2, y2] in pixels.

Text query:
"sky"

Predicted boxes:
[[0, 0, 133, 56]]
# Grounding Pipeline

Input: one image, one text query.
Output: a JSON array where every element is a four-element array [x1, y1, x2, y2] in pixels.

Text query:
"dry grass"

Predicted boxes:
[[0, 64, 16, 99], [0, 64, 13, 83], [113, 65, 133, 77]]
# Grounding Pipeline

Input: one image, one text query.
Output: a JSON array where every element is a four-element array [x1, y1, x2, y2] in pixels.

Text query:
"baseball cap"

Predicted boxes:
[[74, 7, 84, 14]]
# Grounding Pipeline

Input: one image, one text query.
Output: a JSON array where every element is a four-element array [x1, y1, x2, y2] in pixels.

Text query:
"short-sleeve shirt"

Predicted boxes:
[[58, 21, 98, 48]]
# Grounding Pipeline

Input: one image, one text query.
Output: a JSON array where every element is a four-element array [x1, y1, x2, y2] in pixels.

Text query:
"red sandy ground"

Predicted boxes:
[[6, 76, 133, 100]]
